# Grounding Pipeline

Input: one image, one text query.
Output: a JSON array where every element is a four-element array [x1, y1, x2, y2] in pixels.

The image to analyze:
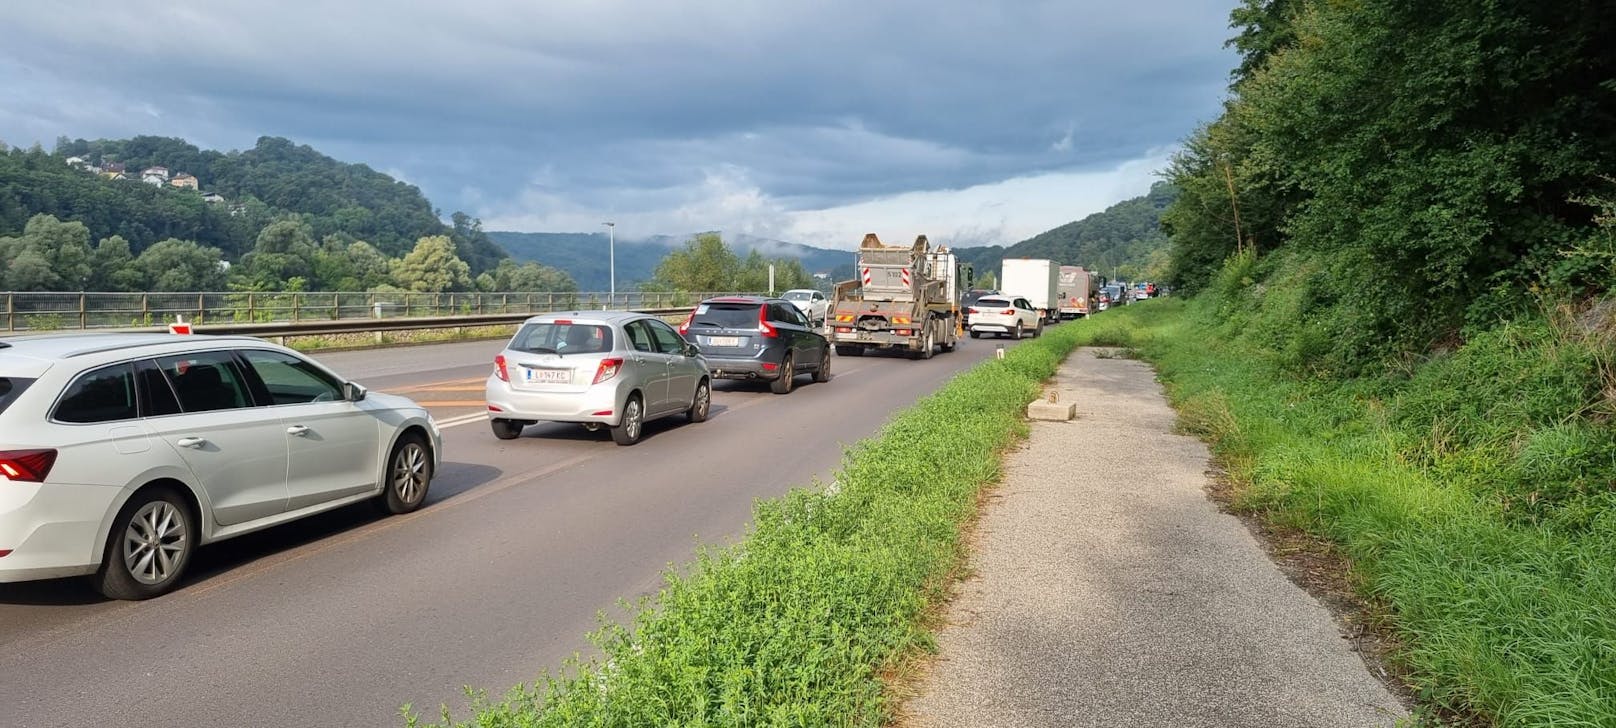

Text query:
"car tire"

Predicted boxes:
[[490, 418, 524, 440], [611, 394, 645, 445], [1012, 322, 1023, 339], [96, 486, 195, 600], [688, 379, 711, 422], [379, 434, 432, 514], [969, 330, 981, 339], [836, 344, 863, 357], [771, 354, 795, 394], [813, 347, 831, 383], [1034, 321, 1044, 338]]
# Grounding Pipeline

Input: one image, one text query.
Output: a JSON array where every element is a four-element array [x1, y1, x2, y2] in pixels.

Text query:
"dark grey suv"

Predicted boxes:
[[679, 296, 831, 394]]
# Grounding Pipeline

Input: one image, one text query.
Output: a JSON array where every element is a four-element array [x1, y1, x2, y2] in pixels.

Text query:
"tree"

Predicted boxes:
[[92, 235, 145, 291], [134, 239, 227, 291], [652, 233, 741, 292], [236, 218, 316, 289], [0, 214, 95, 290], [475, 258, 577, 292], [391, 235, 472, 292]]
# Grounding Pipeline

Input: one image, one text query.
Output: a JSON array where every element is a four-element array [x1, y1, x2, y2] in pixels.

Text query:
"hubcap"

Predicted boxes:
[[123, 501, 186, 585], [696, 386, 709, 416], [393, 443, 427, 504], [625, 401, 642, 438]]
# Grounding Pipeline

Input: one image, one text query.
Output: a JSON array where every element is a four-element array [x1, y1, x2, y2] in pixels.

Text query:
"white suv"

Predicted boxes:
[[0, 333, 441, 599], [781, 289, 829, 326], [966, 295, 1043, 339]]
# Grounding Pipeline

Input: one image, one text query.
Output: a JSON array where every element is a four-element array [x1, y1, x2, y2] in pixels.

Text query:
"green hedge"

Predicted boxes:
[[409, 324, 1087, 727]]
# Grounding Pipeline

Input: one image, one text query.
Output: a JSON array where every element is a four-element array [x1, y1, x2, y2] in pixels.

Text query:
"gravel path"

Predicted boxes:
[[904, 348, 1408, 727]]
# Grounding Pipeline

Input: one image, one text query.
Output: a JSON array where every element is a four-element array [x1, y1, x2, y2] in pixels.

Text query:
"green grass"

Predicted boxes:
[[406, 322, 1091, 727], [1072, 298, 1616, 727]]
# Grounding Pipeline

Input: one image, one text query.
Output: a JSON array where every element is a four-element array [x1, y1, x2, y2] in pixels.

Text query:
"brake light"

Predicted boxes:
[[494, 354, 509, 382], [0, 449, 57, 483], [896, 329, 912, 336], [758, 306, 778, 338], [593, 357, 624, 384], [762, 361, 779, 372], [678, 310, 694, 335], [835, 327, 852, 333], [1001, 309, 1015, 315], [967, 307, 978, 315]]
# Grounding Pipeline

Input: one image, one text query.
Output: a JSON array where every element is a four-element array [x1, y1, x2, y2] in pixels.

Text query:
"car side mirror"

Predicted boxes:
[[344, 382, 368, 402], [685, 343, 701, 357]]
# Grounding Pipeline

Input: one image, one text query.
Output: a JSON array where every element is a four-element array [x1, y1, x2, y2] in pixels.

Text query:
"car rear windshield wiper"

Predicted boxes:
[[693, 320, 727, 327], [521, 346, 559, 354]]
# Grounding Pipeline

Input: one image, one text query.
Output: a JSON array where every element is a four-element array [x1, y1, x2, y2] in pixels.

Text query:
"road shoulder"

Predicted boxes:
[[902, 348, 1408, 727]]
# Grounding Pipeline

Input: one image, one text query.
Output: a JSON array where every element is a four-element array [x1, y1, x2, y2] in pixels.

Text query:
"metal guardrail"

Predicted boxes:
[[0, 291, 757, 333]]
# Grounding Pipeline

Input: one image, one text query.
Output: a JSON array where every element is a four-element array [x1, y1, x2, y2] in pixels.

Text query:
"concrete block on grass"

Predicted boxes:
[[1027, 397, 1076, 421]]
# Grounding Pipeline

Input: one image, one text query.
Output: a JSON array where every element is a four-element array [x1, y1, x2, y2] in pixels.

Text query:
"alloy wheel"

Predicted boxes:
[[123, 500, 188, 585]]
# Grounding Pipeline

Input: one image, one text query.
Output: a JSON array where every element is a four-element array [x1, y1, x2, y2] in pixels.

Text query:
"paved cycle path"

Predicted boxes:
[[905, 348, 1407, 727]]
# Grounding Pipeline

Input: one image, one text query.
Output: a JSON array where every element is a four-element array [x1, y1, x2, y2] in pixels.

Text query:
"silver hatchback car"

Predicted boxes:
[[484, 311, 712, 445]]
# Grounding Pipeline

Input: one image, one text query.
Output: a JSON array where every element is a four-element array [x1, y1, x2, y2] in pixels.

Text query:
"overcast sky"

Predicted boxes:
[[1, 1, 1237, 249]]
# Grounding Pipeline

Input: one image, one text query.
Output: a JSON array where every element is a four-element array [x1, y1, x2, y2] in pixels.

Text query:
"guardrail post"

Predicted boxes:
[[197, 293, 205, 324], [292, 293, 301, 322], [6, 292, 13, 332], [332, 293, 339, 320], [79, 293, 87, 329], [247, 292, 255, 322], [546, 292, 554, 312]]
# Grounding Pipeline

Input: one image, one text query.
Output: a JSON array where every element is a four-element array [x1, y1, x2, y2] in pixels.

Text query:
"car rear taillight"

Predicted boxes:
[[0, 449, 57, 483], [1001, 308, 1015, 315], [593, 357, 624, 384], [494, 354, 509, 382], [967, 307, 978, 315], [758, 306, 778, 338], [678, 310, 694, 335]]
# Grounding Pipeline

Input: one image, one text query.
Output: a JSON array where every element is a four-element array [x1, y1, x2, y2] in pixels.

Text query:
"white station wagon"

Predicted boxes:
[[0, 333, 441, 599]]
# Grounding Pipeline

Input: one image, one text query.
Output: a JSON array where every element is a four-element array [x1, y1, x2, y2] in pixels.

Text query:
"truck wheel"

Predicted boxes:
[[941, 338, 956, 352], [919, 329, 934, 360]]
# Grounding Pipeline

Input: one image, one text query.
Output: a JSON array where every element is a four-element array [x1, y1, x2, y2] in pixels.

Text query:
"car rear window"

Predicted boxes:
[[690, 302, 762, 329], [511, 322, 613, 354], [783, 291, 811, 301], [0, 377, 34, 416], [974, 297, 1010, 308]]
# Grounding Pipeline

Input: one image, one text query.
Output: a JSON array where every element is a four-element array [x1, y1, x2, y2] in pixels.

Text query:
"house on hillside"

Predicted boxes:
[[141, 166, 170, 181], [170, 173, 198, 190], [65, 156, 87, 168], [102, 161, 127, 174], [142, 172, 166, 186], [201, 192, 225, 203]]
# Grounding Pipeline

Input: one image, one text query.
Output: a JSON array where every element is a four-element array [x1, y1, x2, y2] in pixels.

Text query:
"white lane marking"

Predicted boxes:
[[435, 412, 489, 429]]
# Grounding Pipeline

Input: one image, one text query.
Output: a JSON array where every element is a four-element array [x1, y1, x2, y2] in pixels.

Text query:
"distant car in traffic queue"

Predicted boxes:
[[960, 288, 999, 330], [485, 311, 712, 446], [679, 296, 830, 394], [781, 289, 830, 327], [0, 333, 441, 599], [966, 295, 1043, 339]]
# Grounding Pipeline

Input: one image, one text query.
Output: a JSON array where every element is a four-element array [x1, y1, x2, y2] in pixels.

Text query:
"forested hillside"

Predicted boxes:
[[0, 136, 548, 292], [490, 231, 852, 290], [1163, 0, 1615, 373], [953, 182, 1177, 285]]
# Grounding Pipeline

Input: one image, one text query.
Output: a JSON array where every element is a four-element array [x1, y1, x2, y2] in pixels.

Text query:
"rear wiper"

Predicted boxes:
[[693, 320, 726, 327], [525, 346, 559, 355]]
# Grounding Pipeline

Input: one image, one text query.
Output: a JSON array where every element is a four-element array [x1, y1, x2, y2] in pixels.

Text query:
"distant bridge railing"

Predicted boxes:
[[0, 291, 759, 333]]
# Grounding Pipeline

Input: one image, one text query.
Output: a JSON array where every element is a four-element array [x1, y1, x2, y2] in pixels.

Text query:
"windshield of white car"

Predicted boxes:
[[510, 322, 613, 355]]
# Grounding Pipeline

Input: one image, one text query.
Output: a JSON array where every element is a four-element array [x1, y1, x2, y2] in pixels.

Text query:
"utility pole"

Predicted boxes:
[[602, 221, 616, 304]]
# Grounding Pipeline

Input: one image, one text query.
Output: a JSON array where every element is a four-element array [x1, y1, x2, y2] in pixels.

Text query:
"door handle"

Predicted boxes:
[[175, 437, 207, 449], [286, 425, 311, 437]]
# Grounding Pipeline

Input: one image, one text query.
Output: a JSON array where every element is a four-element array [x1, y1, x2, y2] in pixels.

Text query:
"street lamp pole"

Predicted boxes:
[[603, 221, 616, 304]]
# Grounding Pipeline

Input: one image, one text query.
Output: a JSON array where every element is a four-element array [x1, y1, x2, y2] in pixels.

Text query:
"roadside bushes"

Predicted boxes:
[[408, 323, 1089, 727], [1088, 289, 1616, 726]]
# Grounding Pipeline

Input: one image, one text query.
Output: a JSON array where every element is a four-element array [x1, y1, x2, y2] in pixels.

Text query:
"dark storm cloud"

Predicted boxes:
[[1, 1, 1236, 241]]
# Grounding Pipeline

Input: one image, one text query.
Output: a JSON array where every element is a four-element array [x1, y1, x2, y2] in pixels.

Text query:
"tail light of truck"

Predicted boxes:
[[896, 329, 912, 336], [835, 327, 852, 333], [758, 306, 778, 338], [592, 358, 624, 385], [0, 449, 57, 483], [678, 310, 694, 335], [494, 355, 509, 382]]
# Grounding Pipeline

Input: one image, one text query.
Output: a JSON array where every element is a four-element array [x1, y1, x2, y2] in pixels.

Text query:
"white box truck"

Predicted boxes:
[[1000, 258, 1060, 323]]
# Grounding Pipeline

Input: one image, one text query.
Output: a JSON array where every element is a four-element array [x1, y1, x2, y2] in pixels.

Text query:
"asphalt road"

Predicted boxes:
[[0, 334, 1005, 728]]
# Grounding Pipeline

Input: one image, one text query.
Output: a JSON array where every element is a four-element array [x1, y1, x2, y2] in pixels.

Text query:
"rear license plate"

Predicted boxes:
[[523, 368, 570, 384], [707, 336, 742, 347]]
